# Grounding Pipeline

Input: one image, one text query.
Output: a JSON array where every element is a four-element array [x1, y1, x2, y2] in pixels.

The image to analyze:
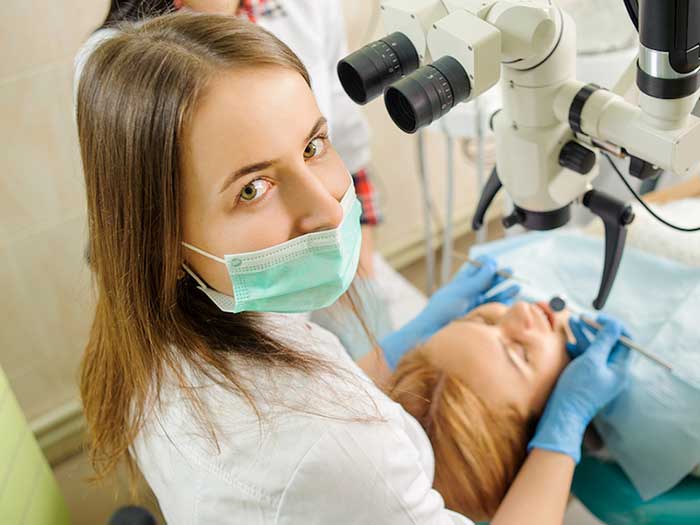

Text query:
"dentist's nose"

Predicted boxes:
[[290, 174, 346, 236]]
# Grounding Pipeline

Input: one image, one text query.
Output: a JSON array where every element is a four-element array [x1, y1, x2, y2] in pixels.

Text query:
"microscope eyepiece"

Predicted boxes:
[[384, 56, 471, 134], [337, 32, 420, 105]]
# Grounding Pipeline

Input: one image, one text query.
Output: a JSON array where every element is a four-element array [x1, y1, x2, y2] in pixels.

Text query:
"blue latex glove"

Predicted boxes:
[[566, 315, 631, 359], [380, 255, 520, 370], [529, 314, 632, 463]]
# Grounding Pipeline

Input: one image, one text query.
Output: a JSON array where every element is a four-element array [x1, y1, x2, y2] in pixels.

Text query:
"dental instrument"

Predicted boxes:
[[548, 296, 674, 372], [452, 252, 531, 285]]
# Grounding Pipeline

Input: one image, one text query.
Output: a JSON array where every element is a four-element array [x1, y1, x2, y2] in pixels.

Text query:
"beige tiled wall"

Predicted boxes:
[[1, 0, 489, 427], [0, 1, 110, 423]]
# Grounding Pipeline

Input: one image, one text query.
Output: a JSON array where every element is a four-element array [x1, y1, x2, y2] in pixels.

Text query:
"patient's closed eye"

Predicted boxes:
[[512, 343, 529, 363]]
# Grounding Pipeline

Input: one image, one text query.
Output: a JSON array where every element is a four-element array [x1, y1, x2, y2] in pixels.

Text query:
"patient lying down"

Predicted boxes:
[[388, 301, 700, 521]]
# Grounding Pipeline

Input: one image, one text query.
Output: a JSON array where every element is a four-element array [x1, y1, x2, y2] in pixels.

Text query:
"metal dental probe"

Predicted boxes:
[[548, 296, 674, 372], [452, 253, 532, 285]]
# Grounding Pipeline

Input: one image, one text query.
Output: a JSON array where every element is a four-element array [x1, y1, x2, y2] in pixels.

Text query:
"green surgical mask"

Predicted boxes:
[[182, 180, 362, 314]]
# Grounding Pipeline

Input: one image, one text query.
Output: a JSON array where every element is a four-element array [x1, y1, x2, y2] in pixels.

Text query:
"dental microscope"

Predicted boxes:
[[337, 0, 700, 309]]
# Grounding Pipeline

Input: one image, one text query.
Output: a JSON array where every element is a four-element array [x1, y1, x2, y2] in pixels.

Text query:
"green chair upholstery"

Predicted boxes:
[[0, 366, 71, 525], [573, 455, 700, 525]]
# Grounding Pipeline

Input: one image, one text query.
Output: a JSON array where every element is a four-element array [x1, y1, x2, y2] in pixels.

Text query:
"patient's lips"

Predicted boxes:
[[535, 302, 555, 330]]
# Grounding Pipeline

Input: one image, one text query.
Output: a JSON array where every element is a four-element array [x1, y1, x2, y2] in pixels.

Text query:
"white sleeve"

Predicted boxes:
[[275, 423, 473, 525], [321, 1, 372, 174]]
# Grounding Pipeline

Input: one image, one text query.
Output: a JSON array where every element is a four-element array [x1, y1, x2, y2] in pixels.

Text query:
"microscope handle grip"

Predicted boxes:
[[472, 167, 502, 231], [582, 189, 635, 310]]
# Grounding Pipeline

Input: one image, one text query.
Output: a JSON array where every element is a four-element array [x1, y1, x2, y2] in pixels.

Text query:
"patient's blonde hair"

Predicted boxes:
[[388, 348, 536, 521]]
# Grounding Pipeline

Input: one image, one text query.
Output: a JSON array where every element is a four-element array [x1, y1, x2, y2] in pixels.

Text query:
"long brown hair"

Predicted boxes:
[[77, 12, 370, 488], [388, 349, 536, 521]]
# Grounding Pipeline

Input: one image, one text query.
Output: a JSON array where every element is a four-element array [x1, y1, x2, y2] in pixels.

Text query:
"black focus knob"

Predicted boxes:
[[629, 156, 663, 180], [502, 209, 524, 229], [559, 141, 596, 174], [620, 205, 635, 226]]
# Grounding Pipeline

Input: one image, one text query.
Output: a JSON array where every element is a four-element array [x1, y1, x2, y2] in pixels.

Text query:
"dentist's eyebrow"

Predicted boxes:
[[219, 160, 276, 194], [218, 117, 328, 195], [304, 116, 328, 144]]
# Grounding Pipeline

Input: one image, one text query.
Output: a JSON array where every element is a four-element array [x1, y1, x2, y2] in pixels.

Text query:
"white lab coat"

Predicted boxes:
[[132, 313, 473, 524]]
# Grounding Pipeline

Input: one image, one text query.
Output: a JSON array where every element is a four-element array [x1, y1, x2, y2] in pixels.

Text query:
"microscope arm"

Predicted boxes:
[[553, 81, 700, 178]]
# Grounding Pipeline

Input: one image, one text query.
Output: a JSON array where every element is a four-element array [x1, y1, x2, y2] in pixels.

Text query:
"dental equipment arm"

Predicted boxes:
[[337, 0, 700, 309]]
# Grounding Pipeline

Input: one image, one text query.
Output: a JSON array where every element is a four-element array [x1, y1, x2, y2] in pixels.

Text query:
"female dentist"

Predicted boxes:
[[79, 0, 382, 278], [76, 12, 631, 524], [75, 0, 419, 358]]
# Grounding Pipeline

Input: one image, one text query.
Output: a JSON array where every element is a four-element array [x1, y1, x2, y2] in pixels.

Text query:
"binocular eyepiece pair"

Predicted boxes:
[[337, 32, 471, 134]]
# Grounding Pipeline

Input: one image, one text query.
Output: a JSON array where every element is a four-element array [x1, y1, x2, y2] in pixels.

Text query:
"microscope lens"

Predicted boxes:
[[384, 56, 471, 133], [337, 32, 419, 105]]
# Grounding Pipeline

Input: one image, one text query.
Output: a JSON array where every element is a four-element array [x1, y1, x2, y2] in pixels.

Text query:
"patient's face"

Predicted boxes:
[[421, 302, 571, 417]]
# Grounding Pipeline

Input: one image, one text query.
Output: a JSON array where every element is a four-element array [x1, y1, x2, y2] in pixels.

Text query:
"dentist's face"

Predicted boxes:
[[180, 66, 349, 295], [421, 302, 572, 416]]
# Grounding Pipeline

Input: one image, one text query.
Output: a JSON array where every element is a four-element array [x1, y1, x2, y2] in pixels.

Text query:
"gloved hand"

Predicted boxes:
[[566, 315, 631, 359], [380, 255, 520, 370], [529, 314, 632, 463]]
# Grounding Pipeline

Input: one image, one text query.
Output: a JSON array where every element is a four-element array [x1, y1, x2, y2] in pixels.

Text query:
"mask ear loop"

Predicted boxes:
[[181, 261, 239, 313], [181, 263, 209, 290], [181, 242, 227, 290], [424, 371, 448, 436], [182, 242, 226, 264]]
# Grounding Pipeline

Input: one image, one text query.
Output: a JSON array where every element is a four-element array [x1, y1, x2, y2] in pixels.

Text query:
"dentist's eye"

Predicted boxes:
[[304, 136, 327, 159], [239, 179, 270, 203]]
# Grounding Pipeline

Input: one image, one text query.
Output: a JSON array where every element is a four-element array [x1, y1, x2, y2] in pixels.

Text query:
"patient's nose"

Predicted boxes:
[[501, 302, 534, 332]]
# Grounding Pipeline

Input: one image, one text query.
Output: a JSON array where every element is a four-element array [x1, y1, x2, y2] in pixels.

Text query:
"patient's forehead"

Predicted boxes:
[[420, 320, 496, 378], [419, 321, 531, 412]]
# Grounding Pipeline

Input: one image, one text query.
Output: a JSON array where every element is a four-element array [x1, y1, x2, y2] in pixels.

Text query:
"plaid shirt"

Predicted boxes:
[[238, 0, 286, 22], [237, 0, 382, 225], [351, 168, 382, 226]]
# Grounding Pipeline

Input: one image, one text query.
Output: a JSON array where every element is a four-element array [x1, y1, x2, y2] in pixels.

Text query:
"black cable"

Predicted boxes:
[[603, 153, 700, 232], [622, 0, 639, 30]]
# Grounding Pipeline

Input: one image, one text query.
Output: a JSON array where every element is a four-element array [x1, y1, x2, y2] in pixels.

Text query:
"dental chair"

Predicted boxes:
[[572, 455, 700, 525], [0, 366, 157, 525]]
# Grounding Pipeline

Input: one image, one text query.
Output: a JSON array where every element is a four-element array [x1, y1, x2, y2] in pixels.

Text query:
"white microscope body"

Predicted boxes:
[[338, 0, 700, 308], [380, 0, 700, 208]]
